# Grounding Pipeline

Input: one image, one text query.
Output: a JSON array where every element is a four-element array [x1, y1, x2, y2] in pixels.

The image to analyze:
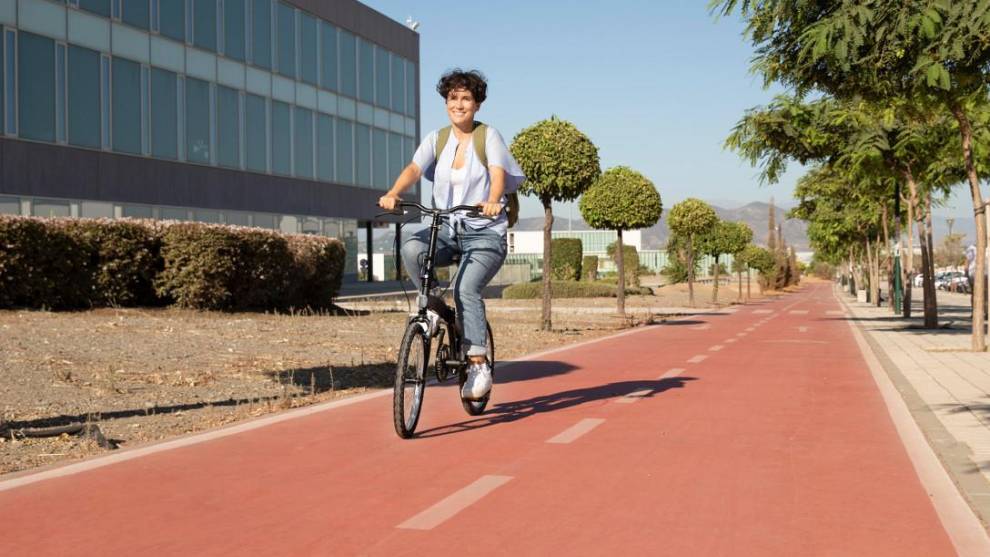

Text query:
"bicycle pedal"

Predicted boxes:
[[445, 360, 467, 368]]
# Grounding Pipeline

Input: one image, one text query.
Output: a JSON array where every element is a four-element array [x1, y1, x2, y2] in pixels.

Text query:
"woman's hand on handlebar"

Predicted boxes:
[[479, 201, 503, 217], [378, 193, 400, 211]]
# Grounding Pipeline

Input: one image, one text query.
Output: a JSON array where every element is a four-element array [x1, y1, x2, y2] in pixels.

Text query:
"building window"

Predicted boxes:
[[122, 0, 151, 30], [161, 207, 188, 220], [354, 123, 370, 187], [141, 65, 150, 154], [319, 22, 336, 92], [388, 132, 402, 191], [150, 67, 178, 159], [217, 84, 240, 168], [270, 99, 290, 175], [33, 199, 71, 217], [245, 92, 266, 172], [250, 0, 271, 69], [193, 0, 218, 52], [293, 106, 313, 178], [100, 55, 110, 148], [226, 211, 250, 226], [275, 2, 295, 78], [316, 113, 333, 181], [79, 0, 112, 18], [372, 127, 387, 189], [55, 44, 66, 143], [185, 77, 211, 163], [253, 212, 276, 228], [4, 30, 15, 135], [18, 32, 55, 142], [356, 37, 373, 104], [298, 12, 317, 85], [390, 55, 405, 114], [335, 118, 353, 184], [223, 0, 245, 61], [112, 57, 142, 154], [338, 30, 356, 98], [405, 60, 416, 116], [159, 0, 185, 41], [194, 210, 221, 223], [375, 47, 389, 108], [68, 45, 101, 149], [0, 195, 18, 215]]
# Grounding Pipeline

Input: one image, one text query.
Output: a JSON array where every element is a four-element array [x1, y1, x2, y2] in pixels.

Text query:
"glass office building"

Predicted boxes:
[[0, 0, 419, 280]]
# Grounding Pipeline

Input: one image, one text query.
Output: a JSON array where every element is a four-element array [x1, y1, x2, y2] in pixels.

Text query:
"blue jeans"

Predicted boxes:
[[401, 224, 506, 357]]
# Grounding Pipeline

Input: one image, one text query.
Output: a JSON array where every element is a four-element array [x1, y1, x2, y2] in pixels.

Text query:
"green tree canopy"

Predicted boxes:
[[667, 198, 718, 306]]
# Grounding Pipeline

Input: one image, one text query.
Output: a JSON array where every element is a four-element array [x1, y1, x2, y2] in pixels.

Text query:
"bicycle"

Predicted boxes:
[[381, 201, 498, 439]]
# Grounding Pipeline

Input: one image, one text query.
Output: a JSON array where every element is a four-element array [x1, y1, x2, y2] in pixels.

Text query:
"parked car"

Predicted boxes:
[[913, 273, 924, 288], [935, 271, 968, 292], [950, 274, 971, 294]]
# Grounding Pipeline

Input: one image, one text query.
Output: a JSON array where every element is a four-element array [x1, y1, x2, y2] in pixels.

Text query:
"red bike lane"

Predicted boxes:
[[0, 283, 971, 555]]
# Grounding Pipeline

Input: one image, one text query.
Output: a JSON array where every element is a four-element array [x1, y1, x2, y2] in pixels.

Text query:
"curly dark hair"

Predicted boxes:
[[436, 69, 487, 104]]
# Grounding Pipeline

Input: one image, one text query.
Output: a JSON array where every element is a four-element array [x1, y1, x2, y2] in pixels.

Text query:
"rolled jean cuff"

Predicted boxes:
[[466, 345, 487, 357]]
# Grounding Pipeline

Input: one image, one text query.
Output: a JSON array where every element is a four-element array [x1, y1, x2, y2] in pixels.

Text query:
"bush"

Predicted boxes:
[[606, 242, 641, 287], [550, 238, 582, 281], [155, 224, 243, 310], [287, 235, 346, 308], [582, 255, 598, 281], [0, 216, 93, 309], [65, 219, 163, 307], [502, 280, 651, 299], [708, 262, 728, 276]]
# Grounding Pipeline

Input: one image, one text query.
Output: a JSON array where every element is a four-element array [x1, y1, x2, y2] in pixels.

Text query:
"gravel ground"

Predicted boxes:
[[0, 279, 764, 475]]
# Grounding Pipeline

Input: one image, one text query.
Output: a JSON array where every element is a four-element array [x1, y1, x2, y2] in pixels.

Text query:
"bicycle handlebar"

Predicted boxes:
[[378, 201, 502, 219]]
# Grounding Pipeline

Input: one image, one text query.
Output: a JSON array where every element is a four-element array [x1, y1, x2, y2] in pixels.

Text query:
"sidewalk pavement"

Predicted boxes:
[[838, 287, 990, 526]]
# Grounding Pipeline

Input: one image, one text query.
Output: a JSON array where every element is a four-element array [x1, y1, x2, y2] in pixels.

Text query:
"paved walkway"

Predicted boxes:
[[1, 283, 985, 555], [838, 288, 990, 525]]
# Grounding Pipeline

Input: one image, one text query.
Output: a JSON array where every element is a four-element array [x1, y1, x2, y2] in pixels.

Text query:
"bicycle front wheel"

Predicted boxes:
[[461, 322, 495, 416], [394, 323, 428, 438]]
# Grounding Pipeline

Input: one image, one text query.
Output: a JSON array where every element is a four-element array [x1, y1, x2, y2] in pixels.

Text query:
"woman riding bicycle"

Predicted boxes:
[[378, 69, 525, 402]]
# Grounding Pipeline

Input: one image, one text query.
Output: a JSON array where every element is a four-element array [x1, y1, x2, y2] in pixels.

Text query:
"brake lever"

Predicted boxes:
[[374, 210, 405, 219]]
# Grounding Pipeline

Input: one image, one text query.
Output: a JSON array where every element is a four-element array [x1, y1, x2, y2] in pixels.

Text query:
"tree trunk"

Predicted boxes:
[[616, 228, 625, 316], [746, 268, 752, 300], [865, 237, 875, 304], [881, 203, 894, 311], [902, 181, 914, 319], [737, 268, 743, 302], [874, 235, 883, 308], [541, 199, 554, 331], [712, 254, 720, 305], [687, 235, 696, 307], [950, 103, 986, 351], [919, 190, 938, 328]]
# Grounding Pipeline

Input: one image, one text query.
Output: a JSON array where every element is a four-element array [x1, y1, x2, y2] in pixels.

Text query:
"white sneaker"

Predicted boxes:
[[419, 309, 441, 337], [461, 361, 492, 400]]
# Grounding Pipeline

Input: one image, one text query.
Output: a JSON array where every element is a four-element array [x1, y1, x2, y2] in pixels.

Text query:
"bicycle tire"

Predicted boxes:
[[394, 323, 428, 438], [461, 322, 495, 416]]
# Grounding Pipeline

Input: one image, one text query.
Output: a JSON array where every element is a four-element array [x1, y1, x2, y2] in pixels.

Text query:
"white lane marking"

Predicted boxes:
[[789, 310, 809, 315], [691, 324, 711, 331], [725, 338, 737, 344], [546, 418, 606, 444], [616, 389, 653, 404], [761, 340, 828, 344], [687, 355, 708, 364], [754, 309, 773, 314], [659, 367, 685, 379], [745, 327, 756, 332], [798, 326, 809, 333], [398, 475, 513, 530], [736, 332, 747, 337], [709, 345, 724, 352]]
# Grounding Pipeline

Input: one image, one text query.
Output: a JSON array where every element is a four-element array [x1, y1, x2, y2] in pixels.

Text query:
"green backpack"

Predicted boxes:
[[435, 121, 519, 227]]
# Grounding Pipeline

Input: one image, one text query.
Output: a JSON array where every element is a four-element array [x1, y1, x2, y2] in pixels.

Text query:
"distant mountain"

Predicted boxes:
[[513, 201, 810, 251]]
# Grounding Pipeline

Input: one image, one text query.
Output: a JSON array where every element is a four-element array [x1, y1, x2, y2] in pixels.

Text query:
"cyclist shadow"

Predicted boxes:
[[415, 375, 697, 438]]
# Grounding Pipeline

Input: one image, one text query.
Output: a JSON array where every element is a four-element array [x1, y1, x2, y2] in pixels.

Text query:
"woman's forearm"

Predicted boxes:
[[488, 165, 506, 203]]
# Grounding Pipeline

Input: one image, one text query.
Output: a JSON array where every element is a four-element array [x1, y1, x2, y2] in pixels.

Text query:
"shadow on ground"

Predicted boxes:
[[414, 376, 697, 439]]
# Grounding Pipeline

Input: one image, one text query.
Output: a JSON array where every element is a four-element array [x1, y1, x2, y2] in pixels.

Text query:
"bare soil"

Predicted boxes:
[[0, 279, 765, 475]]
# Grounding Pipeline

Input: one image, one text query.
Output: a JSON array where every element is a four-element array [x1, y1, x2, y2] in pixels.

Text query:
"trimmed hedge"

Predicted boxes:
[[502, 280, 652, 299], [606, 242, 641, 287], [0, 215, 346, 311], [582, 255, 599, 281], [550, 238, 583, 281]]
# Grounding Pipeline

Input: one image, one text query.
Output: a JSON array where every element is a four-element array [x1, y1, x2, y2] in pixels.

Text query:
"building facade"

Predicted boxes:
[[0, 0, 419, 279]]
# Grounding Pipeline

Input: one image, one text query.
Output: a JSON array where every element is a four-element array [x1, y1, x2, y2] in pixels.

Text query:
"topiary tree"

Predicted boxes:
[[667, 198, 717, 306], [742, 245, 775, 295], [582, 255, 599, 281], [579, 166, 663, 315], [607, 242, 641, 288], [550, 238, 583, 281], [512, 117, 601, 330], [697, 220, 753, 305]]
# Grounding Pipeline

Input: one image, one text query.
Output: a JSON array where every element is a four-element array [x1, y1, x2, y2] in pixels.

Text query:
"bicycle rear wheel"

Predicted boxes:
[[460, 322, 495, 416], [394, 323, 428, 438]]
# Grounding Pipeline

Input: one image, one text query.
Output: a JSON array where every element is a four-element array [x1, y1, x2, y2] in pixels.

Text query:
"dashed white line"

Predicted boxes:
[[616, 389, 652, 404], [687, 355, 708, 364], [659, 367, 685, 379], [745, 327, 756, 332], [798, 326, 808, 333], [546, 418, 606, 444], [725, 338, 737, 343], [691, 324, 711, 331], [398, 475, 513, 530], [709, 345, 724, 352], [754, 309, 773, 314], [736, 332, 747, 337], [789, 310, 809, 315]]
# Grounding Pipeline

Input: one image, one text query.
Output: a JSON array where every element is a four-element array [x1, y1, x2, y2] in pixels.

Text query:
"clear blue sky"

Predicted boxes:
[[363, 0, 971, 222]]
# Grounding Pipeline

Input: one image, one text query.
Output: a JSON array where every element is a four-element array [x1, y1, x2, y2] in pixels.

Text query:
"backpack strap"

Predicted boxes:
[[434, 122, 488, 167]]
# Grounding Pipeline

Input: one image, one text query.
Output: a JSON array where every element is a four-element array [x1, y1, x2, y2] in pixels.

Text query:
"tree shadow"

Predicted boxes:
[[414, 377, 697, 439]]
